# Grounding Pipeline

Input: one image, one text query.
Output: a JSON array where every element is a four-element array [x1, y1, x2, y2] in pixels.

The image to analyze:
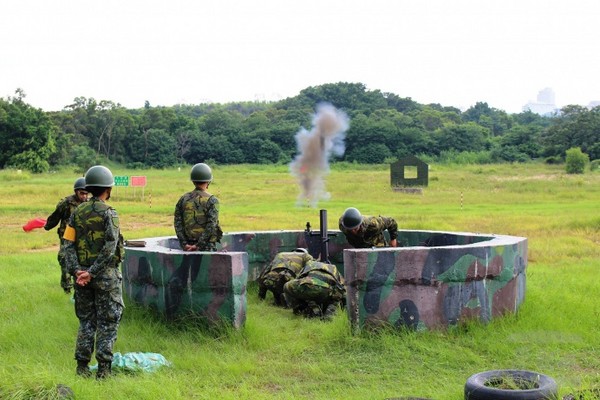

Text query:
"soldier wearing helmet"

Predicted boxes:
[[339, 207, 398, 248], [62, 165, 124, 380], [257, 248, 313, 307], [174, 163, 223, 251], [283, 260, 346, 320], [44, 176, 89, 293]]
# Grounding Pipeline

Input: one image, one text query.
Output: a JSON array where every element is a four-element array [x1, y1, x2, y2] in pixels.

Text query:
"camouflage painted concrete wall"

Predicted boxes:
[[123, 237, 248, 328], [343, 230, 528, 332], [124, 229, 527, 331], [218, 230, 351, 279]]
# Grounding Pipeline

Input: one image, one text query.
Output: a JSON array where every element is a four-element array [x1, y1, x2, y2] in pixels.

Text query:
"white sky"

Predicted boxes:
[[2, 0, 599, 113]]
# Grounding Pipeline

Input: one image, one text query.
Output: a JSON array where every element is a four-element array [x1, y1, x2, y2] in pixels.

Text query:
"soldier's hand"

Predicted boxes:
[[183, 244, 198, 251], [76, 270, 91, 286]]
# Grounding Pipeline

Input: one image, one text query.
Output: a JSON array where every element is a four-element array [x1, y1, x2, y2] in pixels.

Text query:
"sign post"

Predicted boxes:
[[131, 176, 147, 201], [113, 176, 129, 199]]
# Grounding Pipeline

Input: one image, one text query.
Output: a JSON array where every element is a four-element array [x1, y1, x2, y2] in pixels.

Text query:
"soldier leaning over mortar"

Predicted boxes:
[[258, 248, 313, 307], [44, 177, 89, 293], [283, 260, 346, 320], [174, 163, 223, 251], [62, 165, 124, 380], [338, 207, 398, 248]]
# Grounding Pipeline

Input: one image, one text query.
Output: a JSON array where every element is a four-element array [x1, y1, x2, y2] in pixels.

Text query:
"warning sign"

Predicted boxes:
[[131, 176, 147, 187]]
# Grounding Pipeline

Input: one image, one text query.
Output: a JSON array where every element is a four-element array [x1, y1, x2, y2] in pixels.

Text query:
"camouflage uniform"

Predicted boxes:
[[283, 260, 346, 319], [257, 251, 313, 306], [338, 215, 398, 248], [63, 197, 124, 368], [174, 188, 222, 251], [44, 194, 86, 292]]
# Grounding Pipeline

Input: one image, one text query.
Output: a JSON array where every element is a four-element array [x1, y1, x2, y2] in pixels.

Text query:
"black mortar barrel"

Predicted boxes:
[[320, 209, 330, 263]]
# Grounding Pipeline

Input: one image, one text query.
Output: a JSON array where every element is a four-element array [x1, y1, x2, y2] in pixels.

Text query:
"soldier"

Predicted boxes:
[[44, 177, 88, 293], [339, 207, 398, 248], [174, 163, 223, 251], [257, 248, 313, 306], [62, 165, 124, 380], [283, 260, 346, 320]]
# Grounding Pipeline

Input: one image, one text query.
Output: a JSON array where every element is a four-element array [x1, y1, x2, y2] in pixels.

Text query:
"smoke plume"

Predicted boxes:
[[290, 103, 349, 207]]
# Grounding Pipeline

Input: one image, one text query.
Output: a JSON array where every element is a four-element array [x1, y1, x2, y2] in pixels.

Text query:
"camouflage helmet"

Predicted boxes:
[[190, 163, 213, 183], [341, 207, 362, 229], [84, 165, 114, 188], [73, 177, 86, 191]]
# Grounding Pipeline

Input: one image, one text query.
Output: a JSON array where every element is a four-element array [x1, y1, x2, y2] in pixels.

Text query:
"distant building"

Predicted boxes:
[[522, 87, 559, 116]]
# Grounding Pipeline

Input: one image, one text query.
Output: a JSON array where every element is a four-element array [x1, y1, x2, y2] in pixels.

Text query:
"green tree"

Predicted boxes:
[[125, 128, 176, 168], [279, 82, 387, 116], [383, 93, 421, 113], [93, 101, 135, 161], [498, 125, 542, 159], [199, 110, 243, 138], [434, 122, 490, 154], [462, 102, 512, 136], [184, 130, 213, 164], [210, 135, 245, 164], [238, 135, 285, 164], [417, 107, 445, 131], [0, 89, 57, 172], [543, 105, 600, 159], [565, 147, 589, 174], [69, 144, 98, 174], [346, 143, 392, 164]]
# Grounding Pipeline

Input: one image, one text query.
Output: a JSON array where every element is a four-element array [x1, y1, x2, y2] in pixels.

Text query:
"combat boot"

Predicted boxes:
[[304, 302, 322, 319], [276, 293, 289, 308], [96, 361, 112, 380], [76, 360, 91, 377], [322, 303, 338, 321]]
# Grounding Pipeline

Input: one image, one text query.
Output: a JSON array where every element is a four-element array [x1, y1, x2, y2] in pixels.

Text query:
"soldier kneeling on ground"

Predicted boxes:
[[283, 260, 346, 320], [257, 248, 312, 307]]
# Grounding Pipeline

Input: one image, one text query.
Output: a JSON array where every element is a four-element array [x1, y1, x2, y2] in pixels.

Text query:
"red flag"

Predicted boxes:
[[23, 218, 47, 232]]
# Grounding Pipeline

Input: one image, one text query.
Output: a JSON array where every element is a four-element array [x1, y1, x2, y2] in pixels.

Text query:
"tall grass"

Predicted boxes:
[[0, 163, 599, 399]]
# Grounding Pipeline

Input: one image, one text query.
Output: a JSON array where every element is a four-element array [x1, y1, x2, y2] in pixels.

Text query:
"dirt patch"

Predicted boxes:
[[493, 174, 558, 182], [24, 245, 57, 253]]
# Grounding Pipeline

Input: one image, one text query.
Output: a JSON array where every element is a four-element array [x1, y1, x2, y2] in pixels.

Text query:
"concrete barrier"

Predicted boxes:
[[123, 229, 527, 331], [123, 237, 248, 329], [343, 230, 527, 331]]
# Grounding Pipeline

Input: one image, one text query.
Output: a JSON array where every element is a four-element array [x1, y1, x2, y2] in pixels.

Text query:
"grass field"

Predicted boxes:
[[0, 162, 599, 399]]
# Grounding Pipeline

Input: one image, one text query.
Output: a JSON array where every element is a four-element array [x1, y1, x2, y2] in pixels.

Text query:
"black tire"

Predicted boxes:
[[464, 369, 558, 400]]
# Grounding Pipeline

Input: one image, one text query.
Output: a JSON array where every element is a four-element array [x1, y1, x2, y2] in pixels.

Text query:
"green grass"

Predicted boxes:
[[1, 162, 599, 399]]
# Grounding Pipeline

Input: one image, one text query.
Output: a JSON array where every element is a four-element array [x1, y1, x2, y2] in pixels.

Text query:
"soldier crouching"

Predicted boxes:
[[257, 248, 313, 306], [283, 260, 346, 320]]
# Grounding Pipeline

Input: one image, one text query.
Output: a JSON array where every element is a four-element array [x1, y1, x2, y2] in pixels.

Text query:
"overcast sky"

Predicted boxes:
[[2, 0, 599, 113]]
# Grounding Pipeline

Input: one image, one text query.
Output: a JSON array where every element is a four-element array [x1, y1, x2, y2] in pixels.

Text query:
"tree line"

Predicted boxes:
[[1, 83, 599, 173]]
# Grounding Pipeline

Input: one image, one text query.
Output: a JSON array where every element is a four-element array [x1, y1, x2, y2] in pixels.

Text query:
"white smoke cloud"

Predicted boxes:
[[289, 103, 349, 207]]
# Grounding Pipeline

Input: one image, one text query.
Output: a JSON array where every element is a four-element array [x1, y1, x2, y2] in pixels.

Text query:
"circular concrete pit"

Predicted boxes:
[[123, 229, 527, 331]]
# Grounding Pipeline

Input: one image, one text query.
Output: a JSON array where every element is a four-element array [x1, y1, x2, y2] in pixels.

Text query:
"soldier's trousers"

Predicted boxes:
[[58, 240, 73, 291], [258, 271, 294, 305], [283, 276, 343, 311], [74, 280, 123, 364]]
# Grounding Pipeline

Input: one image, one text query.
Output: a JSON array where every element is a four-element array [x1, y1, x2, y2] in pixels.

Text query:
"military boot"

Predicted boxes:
[[96, 361, 112, 380], [76, 360, 91, 377], [322, 303, 338, 321], [304, 302, 322, 319]]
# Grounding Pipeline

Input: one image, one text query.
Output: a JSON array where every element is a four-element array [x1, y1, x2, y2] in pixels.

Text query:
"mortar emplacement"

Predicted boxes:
[[123, 229, 527, 331]]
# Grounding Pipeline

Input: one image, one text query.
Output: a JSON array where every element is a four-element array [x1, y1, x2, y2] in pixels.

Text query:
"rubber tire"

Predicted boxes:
[[464, 369, 558, 400]]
